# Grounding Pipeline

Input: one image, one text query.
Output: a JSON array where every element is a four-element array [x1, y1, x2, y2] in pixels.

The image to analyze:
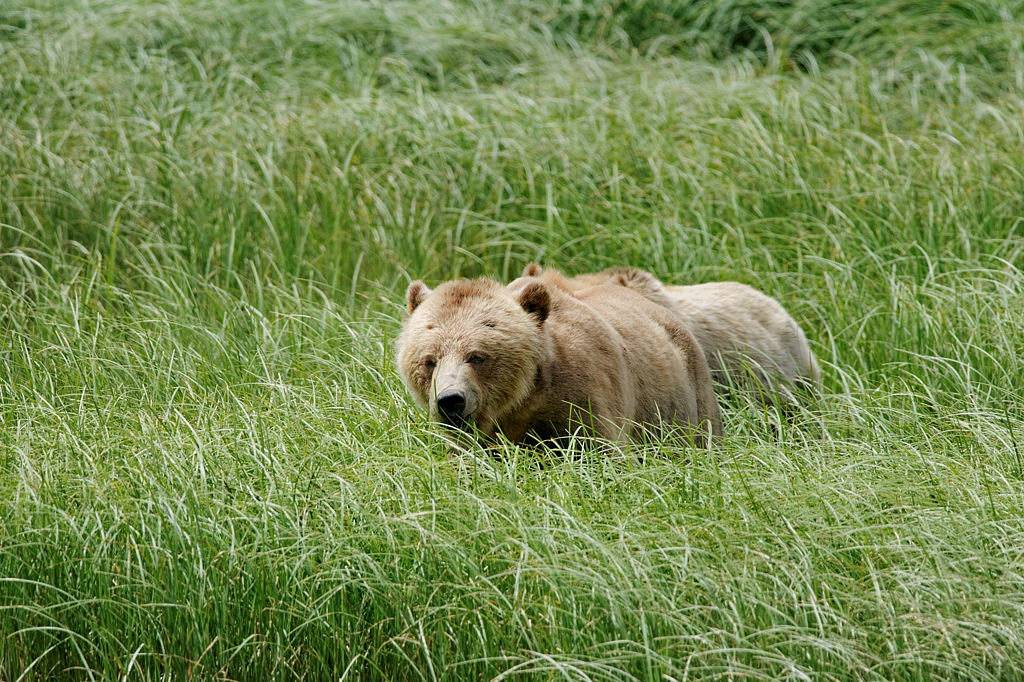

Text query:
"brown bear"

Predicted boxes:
[[519, 263, 821, 402], [396, 276, 721, 445]]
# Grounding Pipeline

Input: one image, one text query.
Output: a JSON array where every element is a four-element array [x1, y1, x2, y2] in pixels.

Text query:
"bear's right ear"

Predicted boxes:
[[406, 280, 431, 314], [516, 281, 550, 324], [521, 262, 543, 277]]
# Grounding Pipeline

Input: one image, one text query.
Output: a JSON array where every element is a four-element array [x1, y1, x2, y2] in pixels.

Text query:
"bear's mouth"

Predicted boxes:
[[440, 412, 471, 430], [434, 409, 488, 436]]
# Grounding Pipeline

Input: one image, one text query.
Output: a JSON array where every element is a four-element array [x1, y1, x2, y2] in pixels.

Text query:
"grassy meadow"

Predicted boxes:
[[2, 0, 1024, 678]]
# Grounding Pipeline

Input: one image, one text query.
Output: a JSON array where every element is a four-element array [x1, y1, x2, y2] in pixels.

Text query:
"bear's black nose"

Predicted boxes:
[[437, 390, 467, 424]]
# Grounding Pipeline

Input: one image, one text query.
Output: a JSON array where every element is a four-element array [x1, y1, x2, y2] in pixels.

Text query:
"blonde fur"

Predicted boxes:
[[397, 276, 721, 445], [521, 264, 821, 401]]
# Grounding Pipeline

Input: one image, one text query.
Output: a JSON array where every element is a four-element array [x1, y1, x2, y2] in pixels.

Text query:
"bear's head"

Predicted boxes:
[[396, 277, 551, 434]]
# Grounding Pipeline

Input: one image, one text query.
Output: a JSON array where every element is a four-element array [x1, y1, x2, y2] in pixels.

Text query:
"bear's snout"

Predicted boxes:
[[437, 390, 468, 425], [431, 360, 481, 429]]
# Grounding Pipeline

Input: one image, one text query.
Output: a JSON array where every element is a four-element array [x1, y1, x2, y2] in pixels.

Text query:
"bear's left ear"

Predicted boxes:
[[406, 280, 431, 314], [516, 281, 550, 324]]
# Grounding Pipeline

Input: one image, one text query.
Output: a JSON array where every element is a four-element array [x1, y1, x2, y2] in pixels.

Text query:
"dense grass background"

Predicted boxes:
[[2, 0, 1024, 679]]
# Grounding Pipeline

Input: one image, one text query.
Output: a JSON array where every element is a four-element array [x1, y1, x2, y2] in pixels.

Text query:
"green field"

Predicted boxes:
[[2, 1, 1024, 679]]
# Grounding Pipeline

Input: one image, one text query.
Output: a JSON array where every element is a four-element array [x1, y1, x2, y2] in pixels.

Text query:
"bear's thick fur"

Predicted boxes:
[[396, 276, 721, 445], [520, 264, 821, 401]]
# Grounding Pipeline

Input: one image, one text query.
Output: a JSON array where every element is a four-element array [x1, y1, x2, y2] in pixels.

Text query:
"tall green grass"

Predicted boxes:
[[2, 0, 1023, 679]]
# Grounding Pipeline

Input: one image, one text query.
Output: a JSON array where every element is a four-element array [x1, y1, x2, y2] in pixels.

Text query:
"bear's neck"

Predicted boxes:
[[530, 330, 555, 403], [493, 333, 554, 442]]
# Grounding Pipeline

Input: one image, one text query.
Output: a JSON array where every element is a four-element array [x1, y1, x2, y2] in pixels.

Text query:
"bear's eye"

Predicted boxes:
[[467, 353, 487, 366], [422, 357, 436, 371]]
